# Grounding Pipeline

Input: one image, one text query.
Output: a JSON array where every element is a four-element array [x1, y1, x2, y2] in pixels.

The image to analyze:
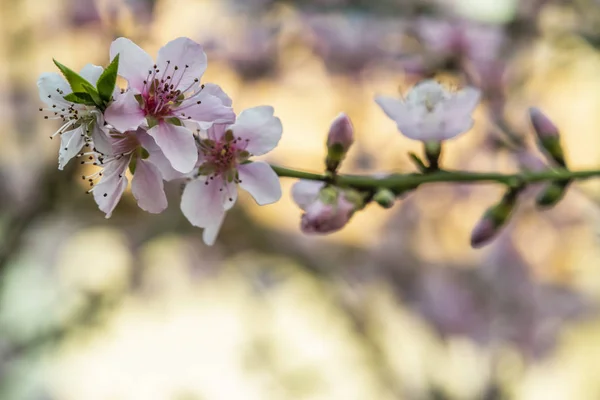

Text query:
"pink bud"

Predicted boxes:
[[300, 194, 355, 234], [529, 107, 559, 140], [470, 216, 498, 248], [326, 113, 354, 152]]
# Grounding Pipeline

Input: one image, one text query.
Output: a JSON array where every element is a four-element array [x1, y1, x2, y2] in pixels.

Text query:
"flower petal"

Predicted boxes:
[[291, 180, 323, 210], [202, 212, 225, 246], [181, 177, 226, 228], [147, 122, 198, 173], [156, 37, 208, 91], [223, 180, 238, 210], [104, 91, 146, 132], [178, 93, 235, 126], [131, 159, 168, 213], [90, 114, 113, 155], [79, 64, 104, 85], [109, 37, 154, 91], [229, 106, 282, 156], [93, 157, 130, 218], [238, 161, 282, 205], [58, 126, 85, 170], [37, 73, 72, 107], [375, 95, 424, 140], [201, 83, 233, 107]]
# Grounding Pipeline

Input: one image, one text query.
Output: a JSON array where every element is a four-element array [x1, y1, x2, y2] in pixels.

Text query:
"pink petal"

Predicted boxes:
[[93, 157, 130, 218], [238, 161, 281, 205], [229, 106, 282, 156], [177, 93, 235, 126], [156, 37, 208, 92], [180, 177, 226, 228], [291, 180, 324, 211], [58, 126, 85, 170], [79, 64, 104, 85], [131, 159, 168, 213], [201, 83, 233, 107], [147, 122, 198, 173], [104, 91, 146, 133], [109, 37, 154, 91], [223, 180, 238, 210], [135, 130, 187, 180]]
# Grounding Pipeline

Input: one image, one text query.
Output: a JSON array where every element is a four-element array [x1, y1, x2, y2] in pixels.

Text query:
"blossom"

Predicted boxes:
[[180, 106, 282, 245], [291, 181, 359, 234], [84, 128, 167, 218], [375, 80, 481, 142], [104, 37, 235, 173], [37, 64, 112, 169]]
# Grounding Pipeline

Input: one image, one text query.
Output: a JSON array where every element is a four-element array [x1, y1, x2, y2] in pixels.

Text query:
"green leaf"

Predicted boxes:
[[81, 82, 102, 107], [96, 54, 119, 103], [53, 59, 91, 93], [63, 92, 97, 106]]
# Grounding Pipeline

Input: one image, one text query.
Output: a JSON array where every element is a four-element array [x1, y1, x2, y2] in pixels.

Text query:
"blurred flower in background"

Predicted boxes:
[[3, 0, 600, 399]]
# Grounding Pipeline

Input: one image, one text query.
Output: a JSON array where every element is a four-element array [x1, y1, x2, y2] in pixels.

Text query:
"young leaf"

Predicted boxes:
[[53, 59, 91, 93], [81, 81, 103, 107], [97, 54, 119, 103], [63, 92, 97, 106]]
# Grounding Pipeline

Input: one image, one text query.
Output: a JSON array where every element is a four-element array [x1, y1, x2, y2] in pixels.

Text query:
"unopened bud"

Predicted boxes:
[[470, 188, 519, 248], [536, 180, 570, 209], [529, 107, 566, 167], [373, 188, 396, 209], [326, 113, 354, 172], [298, 186, 363, 235]]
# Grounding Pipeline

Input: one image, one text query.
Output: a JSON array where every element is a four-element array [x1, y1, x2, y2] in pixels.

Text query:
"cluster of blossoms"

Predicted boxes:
[[39, 36, 568, 247], [39, 37, 282, 244]]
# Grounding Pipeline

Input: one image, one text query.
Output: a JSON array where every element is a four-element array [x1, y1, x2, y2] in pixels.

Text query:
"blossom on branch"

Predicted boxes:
[[375, 80, 481, 142], [83, 128, 168, 218], [180, 106, 283, 245], [105, 37, 235, 173]]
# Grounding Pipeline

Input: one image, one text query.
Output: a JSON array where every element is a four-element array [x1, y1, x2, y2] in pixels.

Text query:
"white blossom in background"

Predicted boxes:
[[375, 80, 481, 142], [37, 64, 112, 169], [180, 106, 282, 245], [104, 37, 235, 173]]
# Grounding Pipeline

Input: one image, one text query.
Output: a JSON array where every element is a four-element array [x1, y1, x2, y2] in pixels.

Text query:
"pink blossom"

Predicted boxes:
[[83, 128, 167, 218], [180, 106, 283, 245], [104, 37, 235, 173], [37, 64, 112, 170], [375, 80, 480, 142], [291, 181, 357, 234]]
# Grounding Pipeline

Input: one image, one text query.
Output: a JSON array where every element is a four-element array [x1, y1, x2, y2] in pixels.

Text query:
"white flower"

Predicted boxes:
[[37, 64, 111, 169], [180, 106, 283, 245], [375, 80, 481, 142]]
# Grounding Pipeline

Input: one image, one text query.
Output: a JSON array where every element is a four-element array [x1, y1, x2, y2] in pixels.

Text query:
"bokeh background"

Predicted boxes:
[[2, 0, 600, 398]]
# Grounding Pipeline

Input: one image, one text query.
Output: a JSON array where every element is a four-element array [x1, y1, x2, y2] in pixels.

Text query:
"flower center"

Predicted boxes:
[[139, 62, 202, 120], [198, 130, 251, 178]]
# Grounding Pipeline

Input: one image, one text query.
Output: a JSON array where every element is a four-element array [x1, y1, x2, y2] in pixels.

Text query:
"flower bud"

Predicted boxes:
[[470, 188, 519, 248], [292, 181, 362, 235], [326, 113, 354, 172], [301, 192, 355, 234], [373, 188, 396, 209], [529, 107, 566, 167], [536, 180, 570, 209]]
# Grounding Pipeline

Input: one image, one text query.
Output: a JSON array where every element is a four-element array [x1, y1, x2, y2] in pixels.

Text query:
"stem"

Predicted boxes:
[[270, 164, 600, 193]]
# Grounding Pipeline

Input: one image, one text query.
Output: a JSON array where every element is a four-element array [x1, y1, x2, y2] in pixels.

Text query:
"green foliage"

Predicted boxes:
[[96, 54, 119, 103]]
